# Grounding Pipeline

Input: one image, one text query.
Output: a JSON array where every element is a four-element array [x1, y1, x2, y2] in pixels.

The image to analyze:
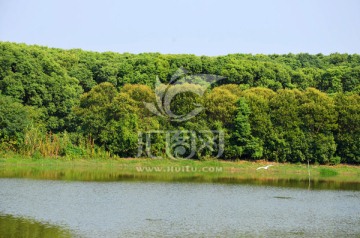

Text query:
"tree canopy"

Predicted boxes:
[[0, 42, 359, 164]]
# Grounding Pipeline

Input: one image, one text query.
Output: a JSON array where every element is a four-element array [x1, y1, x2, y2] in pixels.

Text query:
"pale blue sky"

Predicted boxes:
[[0, 0, 359, 55]]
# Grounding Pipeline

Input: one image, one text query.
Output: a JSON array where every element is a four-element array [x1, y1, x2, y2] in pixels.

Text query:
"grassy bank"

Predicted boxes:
[[0, 156, 359, 190]]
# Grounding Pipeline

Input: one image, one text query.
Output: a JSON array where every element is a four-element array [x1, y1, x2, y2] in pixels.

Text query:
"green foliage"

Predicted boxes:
[[334, 93, 360, 164], [74, 82, 117, 140], [0, 43, 82, 132], [227, 98, 263, 160], [0, 42, 359, 164], [298, 88, 338, 164], [268, 89, 306, 162], [204, 85, 239, 125], [0, 93, 39, 146], [74, 83, 140, 157], [241, 88, 276, 160], [100, 116, 139, 157]]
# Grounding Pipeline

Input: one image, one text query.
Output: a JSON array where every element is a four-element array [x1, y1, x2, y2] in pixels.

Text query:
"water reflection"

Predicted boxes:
[[0, 213, 72, 238], [213, 177, 360, 190], [0, 166, 359, 190]]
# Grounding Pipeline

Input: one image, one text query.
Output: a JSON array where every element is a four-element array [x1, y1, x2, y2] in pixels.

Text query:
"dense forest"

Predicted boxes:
[[0, 42, 359, 164]]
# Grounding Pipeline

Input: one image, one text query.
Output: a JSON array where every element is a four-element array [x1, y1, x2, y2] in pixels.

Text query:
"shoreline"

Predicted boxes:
[[0, 157, 359, 190]]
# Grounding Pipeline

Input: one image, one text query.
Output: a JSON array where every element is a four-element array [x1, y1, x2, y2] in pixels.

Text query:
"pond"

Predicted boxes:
[[0, 178, 359, 237]]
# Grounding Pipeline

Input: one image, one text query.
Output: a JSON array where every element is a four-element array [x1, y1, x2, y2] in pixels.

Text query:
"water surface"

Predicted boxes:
[[0, 178, 359, 237]]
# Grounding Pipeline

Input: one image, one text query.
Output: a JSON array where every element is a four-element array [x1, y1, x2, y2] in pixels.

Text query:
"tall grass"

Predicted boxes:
[[19, 127, 109, 159]]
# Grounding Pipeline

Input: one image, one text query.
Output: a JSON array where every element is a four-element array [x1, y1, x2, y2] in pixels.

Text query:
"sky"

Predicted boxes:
[[0, 0, 359, 56]]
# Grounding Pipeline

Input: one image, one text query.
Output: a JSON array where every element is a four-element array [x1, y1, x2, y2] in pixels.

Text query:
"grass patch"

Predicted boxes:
[[319, 168, 339, 177]]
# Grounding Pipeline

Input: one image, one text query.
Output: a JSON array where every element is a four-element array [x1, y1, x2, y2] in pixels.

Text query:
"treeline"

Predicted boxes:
[[0, 42, 359, 164]]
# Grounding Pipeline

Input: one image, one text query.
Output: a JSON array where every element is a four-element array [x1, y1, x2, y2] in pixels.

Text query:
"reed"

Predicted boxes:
[[19, 128, 108, 160]]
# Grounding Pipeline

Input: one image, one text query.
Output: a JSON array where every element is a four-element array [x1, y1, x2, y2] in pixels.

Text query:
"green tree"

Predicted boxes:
[[269, 89, 307, 162], [299, 88, 338, 164], [242, 88, 276, 160], [227, 98, 263, 160], [74, 82, 118, 141], [0, 94, 39, 146], [334, 93, 360, 163], [205, 86, 239, 126]]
